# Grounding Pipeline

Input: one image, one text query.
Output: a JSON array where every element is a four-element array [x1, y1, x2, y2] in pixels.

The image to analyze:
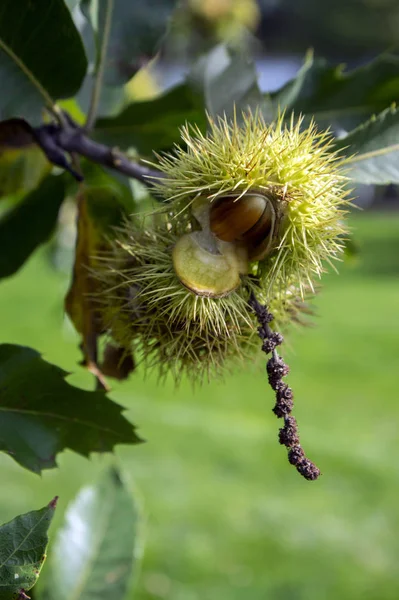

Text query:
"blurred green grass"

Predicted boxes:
[[1, 212, 399, 600]]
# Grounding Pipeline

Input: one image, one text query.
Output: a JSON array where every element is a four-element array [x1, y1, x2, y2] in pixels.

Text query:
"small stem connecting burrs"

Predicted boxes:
[[249, 292, 321, 481]]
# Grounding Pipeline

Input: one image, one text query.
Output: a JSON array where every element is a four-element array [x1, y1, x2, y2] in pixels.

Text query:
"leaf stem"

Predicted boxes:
[[85, 0, 114, 132]]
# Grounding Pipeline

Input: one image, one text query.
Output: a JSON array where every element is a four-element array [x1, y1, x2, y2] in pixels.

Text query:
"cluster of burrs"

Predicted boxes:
[[249, 292, 321, 481]]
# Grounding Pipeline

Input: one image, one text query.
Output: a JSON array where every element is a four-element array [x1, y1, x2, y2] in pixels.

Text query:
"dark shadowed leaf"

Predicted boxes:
[[0, 175, 65, 280], [0, 498, 57, 600], [272, 53, 399, 130], [42, 468, 140, 600], [335, 105, 399, 184], [94, 83, 205, 153], [0, 119, 35, 150], [0, 345, 142, 474], [0, 0, 87, 123], [88, 0, 177, 86], [190, 44, 271, 120]]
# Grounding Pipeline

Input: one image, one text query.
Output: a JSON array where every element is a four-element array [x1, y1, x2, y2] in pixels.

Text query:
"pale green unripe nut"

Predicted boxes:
[[172, 232, 242, 297], [172, 192, 278, 297]]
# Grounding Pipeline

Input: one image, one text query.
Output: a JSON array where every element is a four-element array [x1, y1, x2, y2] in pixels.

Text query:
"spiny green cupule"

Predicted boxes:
[[94, 110, 350, 383]]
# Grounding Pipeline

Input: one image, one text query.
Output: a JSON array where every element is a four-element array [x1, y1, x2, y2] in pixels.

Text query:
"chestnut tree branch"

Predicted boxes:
[[31, 113, 163, 186]]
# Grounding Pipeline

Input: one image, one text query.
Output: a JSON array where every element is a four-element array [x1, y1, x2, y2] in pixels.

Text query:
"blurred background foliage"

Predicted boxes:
[[0, 0, 399, 599], [258, 0, 399, 59], [1, 213, 398, 600], [179, 0, 399, 59]]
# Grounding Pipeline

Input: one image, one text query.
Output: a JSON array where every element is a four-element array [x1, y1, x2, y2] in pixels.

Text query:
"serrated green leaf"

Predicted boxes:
[[0, 345, 143, 474], [41, 468, 140, 600], [272, 52, 399, 130], [190, 44, 271, 120], [336, 106, 399, 184], [0, 175, 65, 280], [94, 83, 206, 153], [0, 498, 57, 600], [0, 0, 87, 124]]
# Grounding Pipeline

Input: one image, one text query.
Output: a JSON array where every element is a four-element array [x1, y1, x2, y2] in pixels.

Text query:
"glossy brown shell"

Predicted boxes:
[[209, 193, 276, 260]]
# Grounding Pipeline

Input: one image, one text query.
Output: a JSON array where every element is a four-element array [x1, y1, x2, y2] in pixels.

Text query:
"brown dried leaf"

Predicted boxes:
[[66, 178, 134, 387], [65, 188, 107, 387]]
